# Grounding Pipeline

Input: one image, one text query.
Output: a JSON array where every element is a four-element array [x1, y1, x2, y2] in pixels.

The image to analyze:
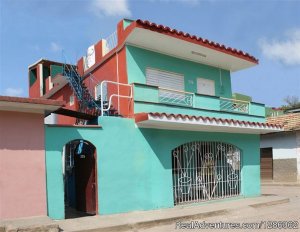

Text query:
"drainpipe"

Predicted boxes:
[[116, 51, 120, 113]]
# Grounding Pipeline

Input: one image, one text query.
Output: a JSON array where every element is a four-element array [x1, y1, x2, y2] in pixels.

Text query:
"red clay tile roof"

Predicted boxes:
[[267, 113, 300, 131], [135, 112, 283, 129], [136, 19, 258, 64], [0, 96, 65, 106]]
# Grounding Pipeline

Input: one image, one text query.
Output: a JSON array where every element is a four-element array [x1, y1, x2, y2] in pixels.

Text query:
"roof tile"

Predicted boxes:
[[267, 113, 300, 131], [136, 112, 283, 129]]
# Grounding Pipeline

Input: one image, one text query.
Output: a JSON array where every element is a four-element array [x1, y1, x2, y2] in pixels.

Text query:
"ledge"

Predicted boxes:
[[46, 124, 101, 128]]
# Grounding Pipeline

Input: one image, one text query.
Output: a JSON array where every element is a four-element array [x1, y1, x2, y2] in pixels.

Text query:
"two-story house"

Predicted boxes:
[[28, 19, 283, 220]]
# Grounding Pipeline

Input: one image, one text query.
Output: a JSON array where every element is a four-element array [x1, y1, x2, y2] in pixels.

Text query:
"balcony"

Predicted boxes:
[[133, 83, 266, 122]]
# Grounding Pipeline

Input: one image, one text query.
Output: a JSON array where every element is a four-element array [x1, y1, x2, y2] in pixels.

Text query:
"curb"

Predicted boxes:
[[249, 198, 290, 208], [72, 197, 290, 232], [79, 209, 229, 232], [2, 197, 290, 232], [261, 183, 300, 187], [2, 224, 59, 232]]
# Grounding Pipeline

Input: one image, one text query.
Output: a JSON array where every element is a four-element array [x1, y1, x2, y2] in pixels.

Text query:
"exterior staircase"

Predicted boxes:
[[62, 64, 119, 124]]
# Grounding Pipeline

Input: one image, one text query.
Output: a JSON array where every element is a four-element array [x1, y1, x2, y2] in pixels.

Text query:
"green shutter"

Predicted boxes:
[[29, 69, 37, 87], [50, 65, 63, 78]]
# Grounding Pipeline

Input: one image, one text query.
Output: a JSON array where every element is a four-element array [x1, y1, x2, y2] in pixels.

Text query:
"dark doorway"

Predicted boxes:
[[260, 147, 273, 181], [63, 140, 97, 218]]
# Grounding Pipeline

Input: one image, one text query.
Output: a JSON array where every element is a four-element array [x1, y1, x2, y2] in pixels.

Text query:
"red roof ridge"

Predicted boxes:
[[136, 19, 258, 64]]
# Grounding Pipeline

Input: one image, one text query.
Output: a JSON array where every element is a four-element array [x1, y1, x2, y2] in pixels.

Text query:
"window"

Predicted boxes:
[[146, 68, 184, 91], [146, 68, 194, 107], [29, 68, 37, 87], [197, 78, 215, 96]]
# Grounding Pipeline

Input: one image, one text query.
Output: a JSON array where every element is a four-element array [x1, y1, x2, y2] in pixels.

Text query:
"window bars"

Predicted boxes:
[[172, 141, 241, 205]]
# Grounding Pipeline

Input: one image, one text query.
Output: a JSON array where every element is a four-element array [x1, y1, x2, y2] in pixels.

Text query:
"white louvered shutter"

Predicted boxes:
[[146, 68, 184, 91]]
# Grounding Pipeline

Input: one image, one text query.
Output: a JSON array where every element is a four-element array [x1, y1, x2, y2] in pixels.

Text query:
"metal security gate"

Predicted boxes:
[[172, 141, 242, 205]]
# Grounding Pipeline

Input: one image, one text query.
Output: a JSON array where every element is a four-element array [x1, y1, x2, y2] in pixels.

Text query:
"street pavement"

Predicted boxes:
[[139, 185, 300, 232]]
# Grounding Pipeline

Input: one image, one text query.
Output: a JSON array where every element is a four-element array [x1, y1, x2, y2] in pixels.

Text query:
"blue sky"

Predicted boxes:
[[0, 0, 299, 107]]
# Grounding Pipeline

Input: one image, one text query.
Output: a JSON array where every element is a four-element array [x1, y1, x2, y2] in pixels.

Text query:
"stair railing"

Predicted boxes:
[[62, 58, 101, 113], [99, 80, 133, 116]]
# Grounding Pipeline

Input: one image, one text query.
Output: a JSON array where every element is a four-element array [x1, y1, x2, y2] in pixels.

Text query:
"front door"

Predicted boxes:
[[74, 140, 96, 214], [260, 147, 273, 181]]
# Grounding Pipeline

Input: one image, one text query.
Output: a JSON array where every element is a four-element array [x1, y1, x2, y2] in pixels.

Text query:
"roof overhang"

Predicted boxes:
[[28, 58, 65, 69], [0, 96, 65, 115], [135, 113, 283, 134], [125, 27, 257, 72]]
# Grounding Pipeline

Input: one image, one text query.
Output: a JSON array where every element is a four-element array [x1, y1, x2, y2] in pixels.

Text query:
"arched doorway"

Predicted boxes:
[[172, 141, 241, 205], [62, 139, 97, 218]]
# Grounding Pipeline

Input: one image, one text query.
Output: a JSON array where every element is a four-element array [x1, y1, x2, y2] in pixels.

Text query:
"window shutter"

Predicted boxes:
[[146, 68, 184, 91], [197, 78, 215, 96]]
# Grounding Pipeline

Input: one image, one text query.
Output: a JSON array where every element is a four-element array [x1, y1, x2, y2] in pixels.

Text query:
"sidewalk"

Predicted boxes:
[[0, 195, 289, 232], [261, 181, 300, 186]]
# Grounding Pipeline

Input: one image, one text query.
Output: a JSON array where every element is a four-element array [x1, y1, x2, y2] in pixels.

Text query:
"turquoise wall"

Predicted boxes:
[[45, 117, 260, 220], [133, 83, 265, 122], [126, 45, 232, 98]]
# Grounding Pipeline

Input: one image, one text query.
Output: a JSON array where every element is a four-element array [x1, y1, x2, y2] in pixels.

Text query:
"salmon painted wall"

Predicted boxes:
[[29, 65, 41, 98], [82, 46, 131, 117], [0, 111, 47, 219], [50, 85, 77, 125]]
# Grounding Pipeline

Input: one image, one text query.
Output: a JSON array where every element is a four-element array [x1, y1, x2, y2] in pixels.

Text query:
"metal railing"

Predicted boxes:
[[99, 80, 133, 116], [172, 141, 241, 205], [62, 56, 101, 114], [104, 30, 118, 54], [220, 97, 249, 114], [159, 87, 194, 107]]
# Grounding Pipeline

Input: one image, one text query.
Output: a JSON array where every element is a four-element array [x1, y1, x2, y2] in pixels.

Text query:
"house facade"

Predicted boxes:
[[0, 96, 64, 220], [28, 19, 282, 220], [260, 112, 300, 182]]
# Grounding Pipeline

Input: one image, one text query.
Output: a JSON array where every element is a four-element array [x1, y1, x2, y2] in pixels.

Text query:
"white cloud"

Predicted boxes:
[[259, 29, 300, 66], [4, 88, 24, 97], [50, 42, 62, 52], [90, 0, 131, 17]]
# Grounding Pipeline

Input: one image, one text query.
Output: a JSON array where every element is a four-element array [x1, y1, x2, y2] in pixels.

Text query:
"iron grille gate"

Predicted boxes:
[[172, 141, 241, 205]]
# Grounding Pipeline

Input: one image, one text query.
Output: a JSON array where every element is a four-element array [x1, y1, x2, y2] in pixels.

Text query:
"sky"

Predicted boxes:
[[0, 0, 299, 107]]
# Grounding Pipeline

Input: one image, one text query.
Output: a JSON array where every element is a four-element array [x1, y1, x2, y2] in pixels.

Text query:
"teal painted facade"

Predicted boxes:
[[133, 83, 265, 122], [45, 117, 261, 220], [126, 45, 232, 98], [125, 45, 266, 122]]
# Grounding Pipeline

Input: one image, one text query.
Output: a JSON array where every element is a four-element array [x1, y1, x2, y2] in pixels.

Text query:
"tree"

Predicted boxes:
[[282, 96, 300, 110]]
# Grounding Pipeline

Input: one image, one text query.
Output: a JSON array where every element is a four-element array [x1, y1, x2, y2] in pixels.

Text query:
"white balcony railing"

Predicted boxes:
[[220, 97, 249, 114], [104, 31, 118, 54], [159, 87, 194, 107]]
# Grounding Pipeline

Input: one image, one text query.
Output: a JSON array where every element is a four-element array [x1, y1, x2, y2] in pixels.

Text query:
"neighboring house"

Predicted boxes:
[[0, 96, 64, 220], [26, 19, 282, 220], [260, 112, 300, 182]]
